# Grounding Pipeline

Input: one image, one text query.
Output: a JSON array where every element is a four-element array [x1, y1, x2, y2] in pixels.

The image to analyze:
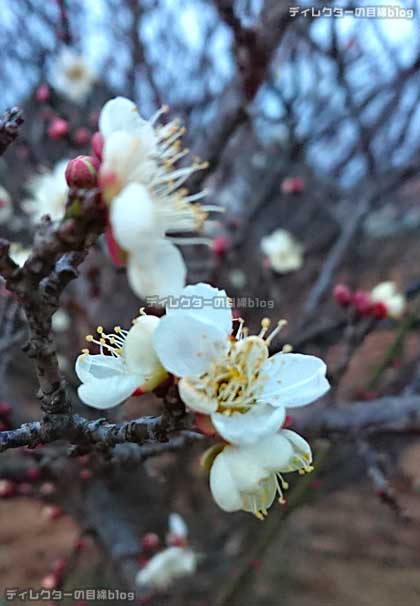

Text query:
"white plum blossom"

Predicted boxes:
[[153, 283, 330, 447], [75, 315, 167, 409], [24, 160, 69, 222], [135, 546, 197, 590], [98, 97, 220, 299], [371, 281, 406, 319], [210, 430, 313, 517], [50, 48, 95, 103], [261, 228, 303, 273], [136, 512, 196, 590], [0, 185, 12, 224], [9, 244, 31, 266]]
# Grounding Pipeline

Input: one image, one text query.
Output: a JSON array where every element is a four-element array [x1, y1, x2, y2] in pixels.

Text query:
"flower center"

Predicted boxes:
[[198, 319, 288, 414], [83, 325, 128, 358]]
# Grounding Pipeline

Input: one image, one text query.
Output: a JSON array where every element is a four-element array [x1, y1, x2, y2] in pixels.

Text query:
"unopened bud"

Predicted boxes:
[[372, 301, 388, 320], [333, 284, 352, 307], [0, 479, 16, 498], [41, 573, 59, 590], [142, 532, 160, 551], [48, 117, 69, 140], [36, 84, 50, 103], [65, 156, 100, 189], [281, 177, 304, 194], [91, 131, 104, 161], [73, 127, 91, 147], [212, 235, 230, 257], [353, 290, 373, 316]]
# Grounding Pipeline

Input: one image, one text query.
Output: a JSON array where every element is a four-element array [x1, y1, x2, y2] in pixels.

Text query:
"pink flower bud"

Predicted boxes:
[[52, 558, 67, 574], [353, 290, 373, 316], [36, 84, 50, 103], [41, 573, 59, 590], [79, 469, 92, 481], [39, 481, 56, 496], [142, 532, 160, 551], [65, 155, 100, 189], [48, 117, 69, 140], [73, 127, 91, 147], [281, 177, 304, 194], [18, 482, 33, 496], [212, 235, 230, 257], [333, 284, 352, 307], [91, 131, 104, 160]]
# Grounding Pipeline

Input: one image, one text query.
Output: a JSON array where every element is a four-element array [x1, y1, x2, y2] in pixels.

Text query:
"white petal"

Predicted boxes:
[[100, 97, 146, 136], [166, 283, 232, 336], [123, 315, 164, 376], [256, 353, 330, 408], [211, 404, 285, 446], [178, 378, 218, 413], [168, 513, 188, 539], [111, 183, 160, 253], [75, 353, 125, 383], [127, 239, 186, 299], [209, 450, 245, 512], [154, 314, 228, 377], [280, 429, 312, 471], [242, 433, 294, 472], [78, 374, 142, 409]]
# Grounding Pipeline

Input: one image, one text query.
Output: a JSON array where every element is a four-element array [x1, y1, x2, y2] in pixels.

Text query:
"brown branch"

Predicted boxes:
[[0, 107, 24, 156], [0, 188, 107, 414]]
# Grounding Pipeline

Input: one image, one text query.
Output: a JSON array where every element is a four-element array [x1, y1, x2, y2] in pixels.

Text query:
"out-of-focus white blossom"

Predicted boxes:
[[210, 430, 313, 517], [0, 186, 12, 224], [260, 228, 303, 273], [153, 283, 329, 447], [50, 49, 95, 103], [135, 546, 197, 590], [52, 310, 71, 333], [24, 161, 69, 223], [371, 281, 406, 319], [75, 315, 167, 409], [137, 512, 196, 590], [9, 244, 31, 266]]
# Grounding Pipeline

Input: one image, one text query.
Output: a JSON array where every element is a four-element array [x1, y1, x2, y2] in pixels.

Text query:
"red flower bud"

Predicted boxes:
[[25, 467, 41, 482], [91, 131, 104, 160], [281, 177, 304, 194], [73, 127, 91, 147], [36, 84, 50, 103], [212, 235, 230, 257], [372, 301, 388, 320], [48, 117, 69, 140], [353, 290, 373, 316], [65, 155, 100, 189], [333, 284, 352, 307]]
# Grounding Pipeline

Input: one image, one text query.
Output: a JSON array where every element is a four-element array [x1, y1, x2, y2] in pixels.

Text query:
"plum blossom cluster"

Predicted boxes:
[[76, 283, 330, 517], [95, 96, 220, 299], [136, 513, 197, 591], [333, 281, 406, 319]]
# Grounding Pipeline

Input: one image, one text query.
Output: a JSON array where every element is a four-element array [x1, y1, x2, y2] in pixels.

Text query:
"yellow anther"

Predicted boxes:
[[100, 338, 106, 345], [81, 348, 89, 354], [282, 344, 293, 353], [114, 326, 121, 333], [261, 318, 271, 329], [86, 335, 93, 342], [139, 307, 146, 316], [97, 326, 103, 334]]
